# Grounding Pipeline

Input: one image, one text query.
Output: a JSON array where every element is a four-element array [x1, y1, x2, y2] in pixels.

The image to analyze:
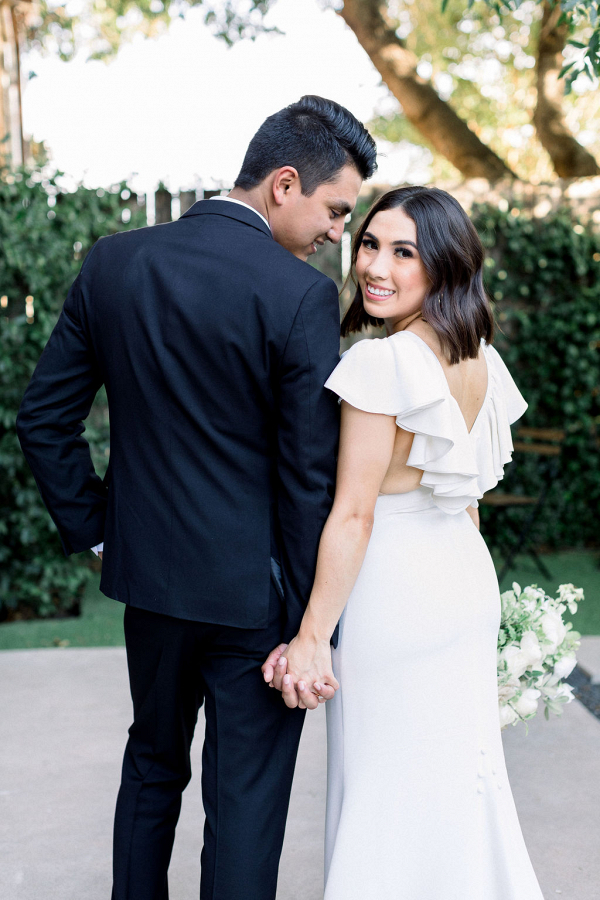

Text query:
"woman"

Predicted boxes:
[[264, 186, 543, 898]]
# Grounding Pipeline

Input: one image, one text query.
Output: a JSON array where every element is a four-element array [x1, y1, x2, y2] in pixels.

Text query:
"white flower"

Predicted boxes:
[[555, 683, 575, 702], [514, 688, 541, 718], [523, 585, 545, 603], [498, 675, 520, 704], [499, 704, 519, 728], [553, 654, 577, 680], [558, 583, 584, 616], [500, 633, 542, 679], [520, 631, 543, 667], [540, 610, 567, 654], [497, 582, 584, 727], [500, 644, 529, 679]]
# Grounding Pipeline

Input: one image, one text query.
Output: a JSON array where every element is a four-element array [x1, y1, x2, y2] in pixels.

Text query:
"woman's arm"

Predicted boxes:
[[466, 504, 480, 530], [265, 401, 398, 708]]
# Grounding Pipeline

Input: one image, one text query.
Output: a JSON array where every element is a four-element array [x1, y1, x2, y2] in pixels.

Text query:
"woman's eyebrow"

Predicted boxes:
[[363, 232, 418, 250]]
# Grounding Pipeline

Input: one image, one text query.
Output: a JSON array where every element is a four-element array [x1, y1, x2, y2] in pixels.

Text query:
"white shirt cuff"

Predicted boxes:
[[91, 543, 104, 556]]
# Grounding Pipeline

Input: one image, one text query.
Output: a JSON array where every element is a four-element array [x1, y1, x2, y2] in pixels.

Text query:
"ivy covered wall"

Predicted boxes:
[[0, 170, 145, 619]]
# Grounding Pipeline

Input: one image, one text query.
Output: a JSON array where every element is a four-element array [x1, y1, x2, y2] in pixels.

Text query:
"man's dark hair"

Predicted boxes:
[[341, 186, 495, 364], [234, 95, 377, 195]]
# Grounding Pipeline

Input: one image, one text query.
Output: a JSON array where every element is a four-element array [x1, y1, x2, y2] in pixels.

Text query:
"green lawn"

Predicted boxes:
[[1, 549, 599, 651], [496, 550, 600, 636], [0, 580, 125, 650]]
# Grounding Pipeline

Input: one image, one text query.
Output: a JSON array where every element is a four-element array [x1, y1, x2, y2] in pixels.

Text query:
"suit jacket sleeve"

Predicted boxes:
[[276, 277, 341, 636], [16, 246, 107, 555]]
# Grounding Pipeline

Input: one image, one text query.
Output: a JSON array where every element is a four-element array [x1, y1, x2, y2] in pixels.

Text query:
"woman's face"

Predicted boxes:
[[355, 207, 431, 333]]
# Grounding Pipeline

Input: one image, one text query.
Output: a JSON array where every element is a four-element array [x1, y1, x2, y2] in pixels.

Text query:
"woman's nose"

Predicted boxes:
[[365, 254, 389, 281]]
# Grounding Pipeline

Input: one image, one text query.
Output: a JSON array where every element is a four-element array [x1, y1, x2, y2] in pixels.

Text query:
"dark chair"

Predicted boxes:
[[480, 427, 566, 584]]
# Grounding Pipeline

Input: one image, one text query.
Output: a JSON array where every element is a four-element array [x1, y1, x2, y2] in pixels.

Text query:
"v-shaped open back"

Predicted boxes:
[[400, 331, 490, 436]]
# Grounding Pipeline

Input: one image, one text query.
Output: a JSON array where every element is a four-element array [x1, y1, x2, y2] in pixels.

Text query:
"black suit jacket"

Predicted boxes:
[[17, 200, 341, 636]]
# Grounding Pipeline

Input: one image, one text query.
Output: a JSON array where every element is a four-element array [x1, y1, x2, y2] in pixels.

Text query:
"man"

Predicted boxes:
[[17, 95, 376, 900]]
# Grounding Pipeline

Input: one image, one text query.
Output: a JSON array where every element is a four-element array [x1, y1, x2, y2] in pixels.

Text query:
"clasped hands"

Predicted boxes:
[[261, 634, 339, 710]]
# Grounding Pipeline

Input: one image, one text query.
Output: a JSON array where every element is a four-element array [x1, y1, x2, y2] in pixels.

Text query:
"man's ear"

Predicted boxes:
[[272, 166, 300, 206]]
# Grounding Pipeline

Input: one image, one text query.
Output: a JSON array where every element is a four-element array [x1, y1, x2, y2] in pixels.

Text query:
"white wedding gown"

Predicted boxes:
[[322, 332, 545, 900]]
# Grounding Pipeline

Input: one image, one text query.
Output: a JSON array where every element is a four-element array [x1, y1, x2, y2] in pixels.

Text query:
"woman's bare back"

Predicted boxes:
[[379, 319, 489, 496]]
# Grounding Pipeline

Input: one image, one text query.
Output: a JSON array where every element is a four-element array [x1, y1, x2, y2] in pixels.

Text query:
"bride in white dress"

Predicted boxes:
[[264, 186, 544, 899]]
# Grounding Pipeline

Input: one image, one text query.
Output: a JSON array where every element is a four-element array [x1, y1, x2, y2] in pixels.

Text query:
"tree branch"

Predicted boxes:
[[533, 0, 599, 177], [338, 0, 516, 182]]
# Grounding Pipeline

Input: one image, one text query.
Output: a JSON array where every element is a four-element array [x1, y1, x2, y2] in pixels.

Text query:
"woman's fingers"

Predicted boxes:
[[313, 682, 336, 702], [297, 681, 319, 710]]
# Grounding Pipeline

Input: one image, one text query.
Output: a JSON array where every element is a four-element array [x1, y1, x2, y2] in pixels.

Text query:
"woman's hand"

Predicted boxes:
[[276, 633, 339, 710]]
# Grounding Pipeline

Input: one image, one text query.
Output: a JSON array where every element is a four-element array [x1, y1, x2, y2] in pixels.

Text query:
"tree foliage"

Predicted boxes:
[[474, 0, 600, 88], [472, 202, 600, 548], [15, 0, 600, 180], [27, 0, 279, 62], [363, 0, 599, 181], [0, 169, 145, 619], [28, 0, 599, 74]]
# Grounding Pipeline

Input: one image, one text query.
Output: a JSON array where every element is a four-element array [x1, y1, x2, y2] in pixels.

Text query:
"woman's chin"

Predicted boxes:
[[363, 299, 389, 318]]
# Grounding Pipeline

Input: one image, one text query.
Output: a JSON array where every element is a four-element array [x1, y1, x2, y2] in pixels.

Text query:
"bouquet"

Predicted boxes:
[[497, 582, 584, 729]]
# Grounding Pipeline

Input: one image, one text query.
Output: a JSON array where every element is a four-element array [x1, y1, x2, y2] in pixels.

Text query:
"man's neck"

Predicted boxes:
[[227, 187, 270, 224]]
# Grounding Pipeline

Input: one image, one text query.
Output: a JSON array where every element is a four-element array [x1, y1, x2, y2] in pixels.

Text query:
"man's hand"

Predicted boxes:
[[262, 643, 288, 685]]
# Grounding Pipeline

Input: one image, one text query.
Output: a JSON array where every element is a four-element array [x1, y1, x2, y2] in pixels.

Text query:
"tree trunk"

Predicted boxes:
[[0, 0, 25, 169], [533, 1, 599, 177], [338, 0, 515, 182]]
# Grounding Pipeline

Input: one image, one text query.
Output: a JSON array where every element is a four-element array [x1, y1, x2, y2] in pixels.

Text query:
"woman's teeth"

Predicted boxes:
[[367, 284, 394, 297]]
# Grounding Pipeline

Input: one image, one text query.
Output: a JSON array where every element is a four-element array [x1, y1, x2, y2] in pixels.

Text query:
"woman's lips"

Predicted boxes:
[[365, 282, 395, 301]]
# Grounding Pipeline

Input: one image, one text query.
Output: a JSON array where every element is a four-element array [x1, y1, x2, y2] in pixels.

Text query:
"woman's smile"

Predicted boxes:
[[364, 282, 395, 301]]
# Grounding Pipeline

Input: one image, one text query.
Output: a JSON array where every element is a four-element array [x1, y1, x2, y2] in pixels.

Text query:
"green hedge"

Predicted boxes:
[[327, 196, 600, 552], [471, 204, 600, 550], [2, 177, 598, 619], [0, 170, 145, 619]]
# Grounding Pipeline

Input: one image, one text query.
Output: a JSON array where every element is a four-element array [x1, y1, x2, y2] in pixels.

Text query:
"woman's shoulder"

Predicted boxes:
[[340, 327, 442, 370], [325, 331, 447, 416]]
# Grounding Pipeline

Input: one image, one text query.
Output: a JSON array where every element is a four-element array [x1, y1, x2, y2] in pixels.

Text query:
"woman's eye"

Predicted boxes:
[[396, 247, 413, 258], [361, 238, 377, 250]]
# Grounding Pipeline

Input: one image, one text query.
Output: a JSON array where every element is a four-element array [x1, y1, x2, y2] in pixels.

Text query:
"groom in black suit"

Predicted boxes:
[[17, 96, 376, 899]]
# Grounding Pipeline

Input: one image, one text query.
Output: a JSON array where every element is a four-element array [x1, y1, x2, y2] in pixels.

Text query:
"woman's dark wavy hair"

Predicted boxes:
[[341, 186, 494, 363]]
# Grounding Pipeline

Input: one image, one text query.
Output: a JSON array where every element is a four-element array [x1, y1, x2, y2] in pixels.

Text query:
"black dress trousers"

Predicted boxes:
[[112, 586, 305, 900]]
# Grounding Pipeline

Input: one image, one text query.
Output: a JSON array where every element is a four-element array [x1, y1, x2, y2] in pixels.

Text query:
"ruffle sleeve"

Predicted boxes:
[[483, 344, 528, 424], [324, 333, 528, 515], [324, 334, 448, 423], [468, 343, 528, 507]]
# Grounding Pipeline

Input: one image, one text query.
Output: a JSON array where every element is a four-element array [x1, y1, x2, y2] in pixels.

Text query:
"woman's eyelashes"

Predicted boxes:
[[360, 238, 414, 259], [361, 238, 378, 250]]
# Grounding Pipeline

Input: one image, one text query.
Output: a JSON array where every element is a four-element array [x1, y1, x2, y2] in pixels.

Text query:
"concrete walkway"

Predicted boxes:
[[1, 647, 599, 900]]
